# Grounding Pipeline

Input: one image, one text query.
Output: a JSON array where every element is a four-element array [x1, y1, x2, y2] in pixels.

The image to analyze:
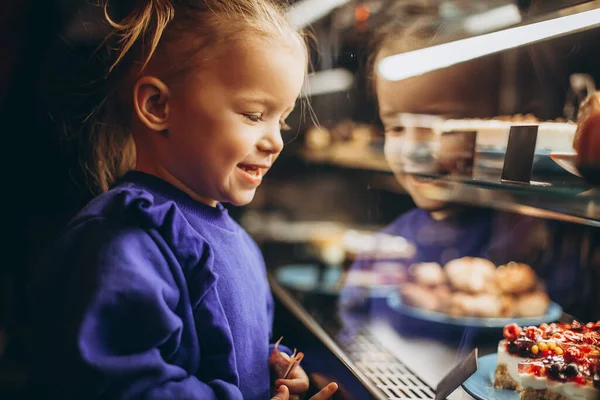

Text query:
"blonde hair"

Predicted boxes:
[[87, 0, 308, 192]]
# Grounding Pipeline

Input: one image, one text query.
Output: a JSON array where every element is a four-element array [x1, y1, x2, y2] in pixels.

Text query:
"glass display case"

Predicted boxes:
[[245, 1, 600, 399], [1, 1, 599, 399]]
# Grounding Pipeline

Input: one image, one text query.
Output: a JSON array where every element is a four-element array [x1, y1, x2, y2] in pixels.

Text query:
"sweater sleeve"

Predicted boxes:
[[34, 221, 243, 400]]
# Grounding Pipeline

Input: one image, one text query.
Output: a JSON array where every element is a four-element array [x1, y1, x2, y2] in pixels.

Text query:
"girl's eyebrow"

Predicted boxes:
[[235, 93, 276, 107], [236, 94, 296, 114]]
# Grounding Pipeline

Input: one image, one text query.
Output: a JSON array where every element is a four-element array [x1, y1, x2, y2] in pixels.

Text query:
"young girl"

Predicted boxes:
[[29, 1, 337, 399]]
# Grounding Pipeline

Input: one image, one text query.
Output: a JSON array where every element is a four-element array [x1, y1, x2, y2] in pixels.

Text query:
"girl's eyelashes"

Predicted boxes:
[[243, 113, 291, 131], [243, 113, 263, 123]]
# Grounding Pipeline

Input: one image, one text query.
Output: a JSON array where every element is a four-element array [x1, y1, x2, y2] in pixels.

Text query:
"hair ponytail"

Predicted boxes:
[[84, 0, 175, 193], [103, 0, 174, 73]]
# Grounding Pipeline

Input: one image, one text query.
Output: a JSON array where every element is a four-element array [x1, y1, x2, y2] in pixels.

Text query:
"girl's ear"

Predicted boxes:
[[133, 76, 170, 132]]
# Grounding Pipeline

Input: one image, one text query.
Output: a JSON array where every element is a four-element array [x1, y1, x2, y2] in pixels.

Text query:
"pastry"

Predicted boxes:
[[409, 262, 446, 286], [496, 262, 538, 294], [445, 257, 496, 293], [501, 295, 518, 318], [434, 285, 453, 313], [517, 291, 551, 318], [447, 293, 503, 318], [400, 283, 440, 312], [398, 258, 550, 319]]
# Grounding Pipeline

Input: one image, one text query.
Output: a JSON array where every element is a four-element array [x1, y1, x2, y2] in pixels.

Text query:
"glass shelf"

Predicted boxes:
[[296, 148, 600, 227], [413, 175, 599, 227]]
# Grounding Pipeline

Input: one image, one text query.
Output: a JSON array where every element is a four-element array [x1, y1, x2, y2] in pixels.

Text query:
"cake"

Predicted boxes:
[[494, 321, 600, 400]]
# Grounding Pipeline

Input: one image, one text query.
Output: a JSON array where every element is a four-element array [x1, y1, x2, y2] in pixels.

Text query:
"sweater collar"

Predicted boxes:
[[117, 171, 236, 230]]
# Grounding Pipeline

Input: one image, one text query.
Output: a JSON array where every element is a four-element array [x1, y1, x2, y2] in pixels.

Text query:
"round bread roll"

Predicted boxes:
[[484, 280, 503, 295], [445, 257, 496, 293], [495, 262, 537, 294], [434, 285, 452, 313], [409, 262, 446, 286], [500, 295, 517, 318], [400, 283, 439, 311], [447, 293, 472, 317], [473, 294, 504, 318], [516, 291, 550, 317], [447, 293, 503, 318]]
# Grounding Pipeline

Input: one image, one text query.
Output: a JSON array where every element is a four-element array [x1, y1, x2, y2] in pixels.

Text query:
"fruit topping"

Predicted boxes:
[[504, 323, 523, 341]]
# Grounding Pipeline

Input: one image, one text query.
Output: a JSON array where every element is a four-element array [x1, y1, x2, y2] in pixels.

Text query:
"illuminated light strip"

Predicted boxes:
[[463, 4, 522, 34], [288, 0, 351, 29], [301, 68, 354, 97], [378, 7, 600, 82]]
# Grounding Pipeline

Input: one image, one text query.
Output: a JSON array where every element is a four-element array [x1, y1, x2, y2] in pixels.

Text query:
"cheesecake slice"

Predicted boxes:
[[495, 321, 600, 400], [519, 352, 599, 400], [496, 339, 527, 390]]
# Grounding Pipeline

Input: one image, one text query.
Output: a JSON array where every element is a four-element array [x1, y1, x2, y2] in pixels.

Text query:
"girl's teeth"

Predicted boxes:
[[240, 165, 260, 177]]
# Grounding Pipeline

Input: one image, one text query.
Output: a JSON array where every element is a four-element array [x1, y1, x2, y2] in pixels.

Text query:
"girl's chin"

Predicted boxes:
[[227, 190, 257, 207]]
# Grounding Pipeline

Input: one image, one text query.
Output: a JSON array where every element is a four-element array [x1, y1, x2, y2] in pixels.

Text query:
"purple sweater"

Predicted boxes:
[[30, 172, 278, 399]]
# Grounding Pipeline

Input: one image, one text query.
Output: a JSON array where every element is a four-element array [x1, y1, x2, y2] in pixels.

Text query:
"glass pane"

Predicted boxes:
[[251, 1, 600, 398]]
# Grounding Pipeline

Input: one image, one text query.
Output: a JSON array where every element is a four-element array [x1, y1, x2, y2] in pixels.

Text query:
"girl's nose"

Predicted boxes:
[[258, 124, 284, 154]]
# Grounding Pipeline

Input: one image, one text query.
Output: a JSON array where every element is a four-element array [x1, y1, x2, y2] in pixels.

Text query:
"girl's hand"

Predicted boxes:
[[275, 364, 310, 400], [276, 369, 338, 400], [309, 382, 339, 400], [271, 385, 289, 400], [272, 381, 339, 400]]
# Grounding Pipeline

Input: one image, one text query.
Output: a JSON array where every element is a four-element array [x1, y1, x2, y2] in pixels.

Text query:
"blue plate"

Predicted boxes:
[[463, 353, 517, 400], [387, 292, 563, 329], [275, 263, 395, 298]]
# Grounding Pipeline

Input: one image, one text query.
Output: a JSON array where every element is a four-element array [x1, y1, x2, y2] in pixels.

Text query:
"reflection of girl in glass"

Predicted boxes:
[[372, 16, 535, 266], [342, 15, 578, 313]]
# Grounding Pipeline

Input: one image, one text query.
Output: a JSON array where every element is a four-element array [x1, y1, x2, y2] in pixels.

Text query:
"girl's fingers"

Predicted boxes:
[[309, 382, 339, 400], [275, 377, 310, 393], [271, 385, 289, 400]]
